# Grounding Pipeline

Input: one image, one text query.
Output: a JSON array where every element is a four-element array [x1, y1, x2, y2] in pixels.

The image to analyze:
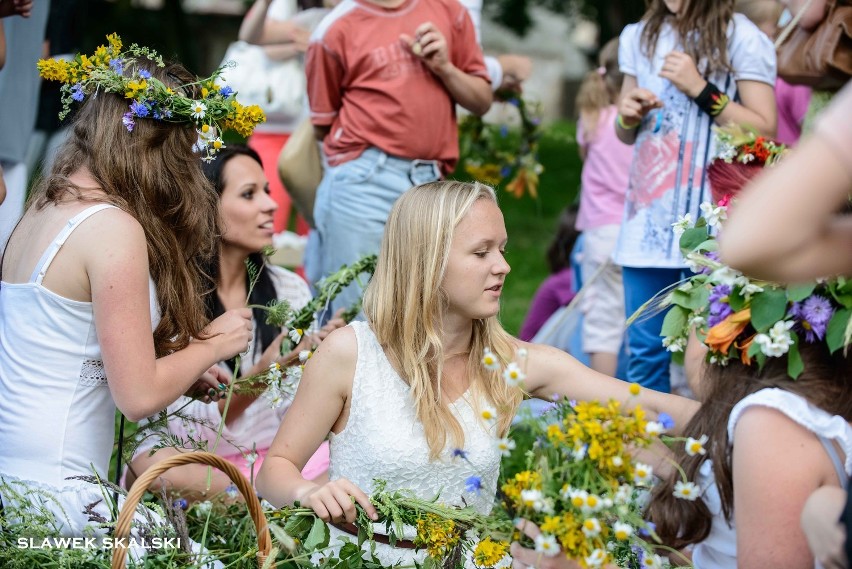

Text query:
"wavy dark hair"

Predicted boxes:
[[29, 58, 219, 357], [201, 144, 279, 371], [641, 0, 736, 75], [648, 342, 852, 549]]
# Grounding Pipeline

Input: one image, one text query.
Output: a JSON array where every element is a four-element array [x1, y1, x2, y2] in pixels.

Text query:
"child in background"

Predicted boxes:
[[735, 0, 811, 145], [519, 206, 579, 342], [573, 38, 633, 376], [614, 0, 777, 392]]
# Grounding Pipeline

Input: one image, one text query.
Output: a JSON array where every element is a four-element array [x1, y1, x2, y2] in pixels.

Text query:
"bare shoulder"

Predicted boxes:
[[733, 405, 824, 456], [305, 325, 358, 377], [312, 325, 357, 363]]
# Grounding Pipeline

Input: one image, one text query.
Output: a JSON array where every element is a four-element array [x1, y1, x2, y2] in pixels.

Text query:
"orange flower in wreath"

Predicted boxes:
[[705, 309, 751, 354]]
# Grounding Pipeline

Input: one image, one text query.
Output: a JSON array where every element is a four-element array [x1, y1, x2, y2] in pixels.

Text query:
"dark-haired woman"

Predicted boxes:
[[128, 145, 342, 499]]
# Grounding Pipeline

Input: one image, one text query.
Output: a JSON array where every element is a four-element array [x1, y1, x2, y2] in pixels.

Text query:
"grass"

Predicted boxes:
[[456, 120, 582, 335]]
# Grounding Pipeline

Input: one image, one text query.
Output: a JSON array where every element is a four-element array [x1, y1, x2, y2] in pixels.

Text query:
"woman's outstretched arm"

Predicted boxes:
[[520, 341, 700, 434]]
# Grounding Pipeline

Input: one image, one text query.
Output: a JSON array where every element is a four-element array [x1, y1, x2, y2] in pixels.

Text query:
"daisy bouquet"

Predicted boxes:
[[477, 353, 696, 569], [491, 393, 676, 568]]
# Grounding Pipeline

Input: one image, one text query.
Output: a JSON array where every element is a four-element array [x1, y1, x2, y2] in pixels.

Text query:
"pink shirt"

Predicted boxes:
[[575, 106, 633, 231], [775, 78, 811, 147], [306, 0, 489, 174]]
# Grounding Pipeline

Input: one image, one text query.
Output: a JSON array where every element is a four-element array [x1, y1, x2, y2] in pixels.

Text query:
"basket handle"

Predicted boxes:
[[111, 451, 272, 569]]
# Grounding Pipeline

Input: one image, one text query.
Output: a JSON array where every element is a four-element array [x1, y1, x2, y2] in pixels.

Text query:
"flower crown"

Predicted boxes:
[[37, 34, 265, 162], [655, 127, 850, 378]]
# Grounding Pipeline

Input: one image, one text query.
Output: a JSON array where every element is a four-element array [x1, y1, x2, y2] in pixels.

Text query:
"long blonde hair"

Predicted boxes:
[[575, 38, 623, 141], [362, 181, 523, 460]]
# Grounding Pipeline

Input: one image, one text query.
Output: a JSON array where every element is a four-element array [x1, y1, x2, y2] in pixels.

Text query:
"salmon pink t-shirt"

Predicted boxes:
[[306, 0, 489, 174]]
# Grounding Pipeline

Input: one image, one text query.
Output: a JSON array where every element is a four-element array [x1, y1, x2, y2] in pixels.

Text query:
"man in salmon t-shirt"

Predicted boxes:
[[303, 0, 492, 315]]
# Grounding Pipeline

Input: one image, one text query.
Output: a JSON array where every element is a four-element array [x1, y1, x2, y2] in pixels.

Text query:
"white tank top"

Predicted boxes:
[[692, 388, 852, 569], [0, 204, 159, 488]]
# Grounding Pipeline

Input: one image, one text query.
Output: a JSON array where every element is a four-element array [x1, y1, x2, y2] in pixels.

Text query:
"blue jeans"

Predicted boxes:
[[305, 148, 441, 319], [622, 267, 685, 393]]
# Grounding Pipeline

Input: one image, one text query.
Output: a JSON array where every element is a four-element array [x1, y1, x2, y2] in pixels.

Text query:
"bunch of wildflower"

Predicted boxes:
[[713, 123, 787, 167], [459, 93, 544, 199], [472, 537, 512, 569], [496, 397, 665, 568], [484, 347, 687, 568], [36, 33, 265, 162], [656, 198, 852, 379], [414, 514, 462, 559]]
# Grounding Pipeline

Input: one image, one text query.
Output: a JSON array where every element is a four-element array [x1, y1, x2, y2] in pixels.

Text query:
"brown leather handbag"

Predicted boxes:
[[278, 118, 324, 228], [776, 0, 852, 91]]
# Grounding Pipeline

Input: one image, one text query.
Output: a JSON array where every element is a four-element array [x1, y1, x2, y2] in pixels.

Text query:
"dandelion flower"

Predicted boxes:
[[685, 434, 709, 456]]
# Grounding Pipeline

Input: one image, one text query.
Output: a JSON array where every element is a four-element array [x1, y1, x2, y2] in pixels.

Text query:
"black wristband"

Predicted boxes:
[[693, 81, 730, 117]]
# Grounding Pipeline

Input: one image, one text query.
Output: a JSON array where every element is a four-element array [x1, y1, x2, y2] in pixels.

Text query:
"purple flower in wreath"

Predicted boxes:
[[790, 295, 835, 342], [451, 448, 468, 460], [219, 85, 234, 97], [70, 83, 85, 102], [138, 69, 152, 80], [129, 100, 150, 118], [707, 284, 733, 327], [122, 112, 135, 132], [109, 58, 123, 74]]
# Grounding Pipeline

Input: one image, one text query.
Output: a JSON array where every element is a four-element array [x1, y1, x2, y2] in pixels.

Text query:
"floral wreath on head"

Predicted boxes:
[[37, 34, 265, 162], [649, 125, 852, 379]]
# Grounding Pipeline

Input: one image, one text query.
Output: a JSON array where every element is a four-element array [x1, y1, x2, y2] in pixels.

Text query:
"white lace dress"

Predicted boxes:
[[692, 388, 852, 569], [325, 321, 501, 566]]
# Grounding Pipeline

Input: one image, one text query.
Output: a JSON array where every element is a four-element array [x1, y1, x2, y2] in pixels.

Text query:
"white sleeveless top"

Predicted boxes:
[[326, 321, 501, 565], [692, 388, 852, 569], [0, 204, 160, 535]]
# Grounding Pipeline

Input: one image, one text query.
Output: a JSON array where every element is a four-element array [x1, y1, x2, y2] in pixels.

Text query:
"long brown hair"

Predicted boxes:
[[575, 38, 623, 141], [31, 60, 220, 357], [648, 342, 852, 549], [363, 181, 523, 460], [641, 0, 735, 75]]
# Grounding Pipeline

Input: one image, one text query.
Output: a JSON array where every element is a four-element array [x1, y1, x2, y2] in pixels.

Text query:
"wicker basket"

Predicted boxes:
[[111, 451, 272, 568]]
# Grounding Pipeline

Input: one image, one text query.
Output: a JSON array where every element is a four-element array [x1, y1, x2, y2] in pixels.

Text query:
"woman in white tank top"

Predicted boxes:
[[256, 181, 700, 565], [0, 55, 254, 539]]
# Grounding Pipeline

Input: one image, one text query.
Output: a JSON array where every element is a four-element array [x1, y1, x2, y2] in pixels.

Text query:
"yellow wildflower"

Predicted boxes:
[[472, 537, 509, 568]]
